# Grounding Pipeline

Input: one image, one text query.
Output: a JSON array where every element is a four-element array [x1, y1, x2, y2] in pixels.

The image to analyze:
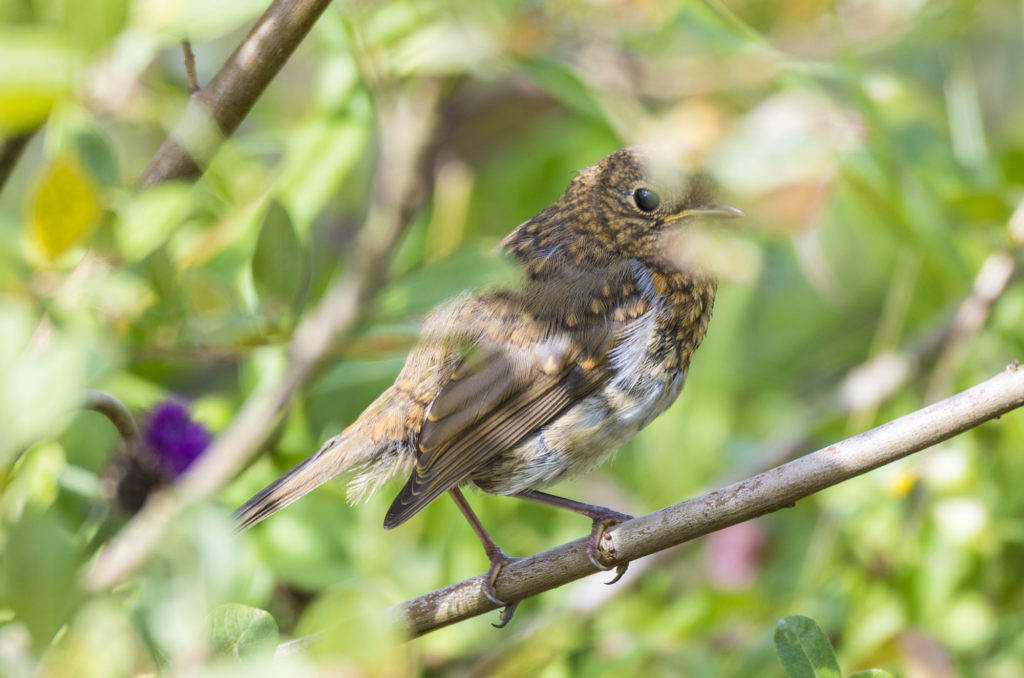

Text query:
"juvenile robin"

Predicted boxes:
[[235, 146, 741, 623]]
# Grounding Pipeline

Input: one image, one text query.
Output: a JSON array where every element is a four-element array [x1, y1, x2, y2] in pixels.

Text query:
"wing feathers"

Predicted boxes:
[[383, 324, 612, 529], [383, 373, 581, 528]]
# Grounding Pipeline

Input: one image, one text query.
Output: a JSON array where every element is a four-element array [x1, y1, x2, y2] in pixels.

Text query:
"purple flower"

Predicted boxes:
[[144, 400, 211, 477]]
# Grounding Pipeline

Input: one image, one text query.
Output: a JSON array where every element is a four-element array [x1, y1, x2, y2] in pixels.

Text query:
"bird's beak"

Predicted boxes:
[[664, 201, 744, 223]]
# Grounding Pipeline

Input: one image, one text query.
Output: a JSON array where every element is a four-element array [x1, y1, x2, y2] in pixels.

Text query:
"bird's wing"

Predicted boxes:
[[383, 277, 637, 529]]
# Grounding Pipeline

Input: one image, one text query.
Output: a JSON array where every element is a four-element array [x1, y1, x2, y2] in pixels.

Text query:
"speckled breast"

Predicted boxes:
[[471, 265, 701, 495]]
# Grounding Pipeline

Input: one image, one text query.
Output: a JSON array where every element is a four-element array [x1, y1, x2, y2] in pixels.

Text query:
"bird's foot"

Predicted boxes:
[[483, 549, 521, 628], [447, 488, 522, 627], [587, 511, 632, 584], [510, 491, 633, 584]]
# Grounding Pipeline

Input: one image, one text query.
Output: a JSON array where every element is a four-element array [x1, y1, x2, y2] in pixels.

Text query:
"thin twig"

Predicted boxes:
[[182, 40, 200, 94], [838, 245, 1020, 415], [389, 365, 1024, 637], [85, 78, 443, 591], [138, 0, 334, 188], [925, 250, 1017, 401], [0, 129, 36, 195]]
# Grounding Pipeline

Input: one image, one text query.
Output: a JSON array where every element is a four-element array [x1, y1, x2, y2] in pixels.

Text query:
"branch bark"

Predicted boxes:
[[138, 0, 333, 188], [391, 364, 1024, 638]]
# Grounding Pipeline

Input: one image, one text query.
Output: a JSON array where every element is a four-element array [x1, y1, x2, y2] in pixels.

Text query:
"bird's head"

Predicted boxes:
[[504, 146, 741, 276], [574, 146, 743, 261]]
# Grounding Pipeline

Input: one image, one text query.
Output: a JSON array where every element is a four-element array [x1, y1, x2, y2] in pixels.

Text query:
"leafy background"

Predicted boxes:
[[2, 0, 1023, 675]]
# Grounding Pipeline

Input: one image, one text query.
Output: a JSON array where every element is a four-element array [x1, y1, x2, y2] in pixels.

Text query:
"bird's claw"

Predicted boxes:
[[586, 512, 632, 581], [605, 563, 629, 585], [492, 601, 520, 628], [483, 553, 514, 605], [483, 551, 521, 627]]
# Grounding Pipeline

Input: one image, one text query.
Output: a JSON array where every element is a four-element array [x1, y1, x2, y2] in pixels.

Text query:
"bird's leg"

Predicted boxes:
[[514, 490, 632, 584], [448, 487, 519, 627]]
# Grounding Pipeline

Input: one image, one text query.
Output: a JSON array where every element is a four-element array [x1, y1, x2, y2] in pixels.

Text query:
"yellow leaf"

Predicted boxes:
[[29, 156, 100, 260], [0, 89, 56, 134]]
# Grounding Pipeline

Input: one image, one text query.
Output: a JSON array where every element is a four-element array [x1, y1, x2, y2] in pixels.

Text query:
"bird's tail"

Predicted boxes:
[[234, 433, 357, 530]]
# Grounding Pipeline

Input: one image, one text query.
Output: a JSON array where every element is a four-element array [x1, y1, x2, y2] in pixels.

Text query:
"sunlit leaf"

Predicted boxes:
[[0, 303, 92, 469], [774, 616, 842, 678], [29, 155, 101, 260], [278, 118, 370, 231], [114, 182, 192, 261], [210, 604, 278, 659], [0, 442, 65, 523]]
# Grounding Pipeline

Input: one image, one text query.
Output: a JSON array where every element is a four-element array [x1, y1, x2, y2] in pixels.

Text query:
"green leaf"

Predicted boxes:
[[70, 127, 120, 187], [1002, 148, 1024, 185], [143, 246, 183, 313], [251, 200, 303, 318], [774, 616, 842, 678], [848, 671, 895, 678], [210, 604, 278, 659], [2, 512, 83, 647]]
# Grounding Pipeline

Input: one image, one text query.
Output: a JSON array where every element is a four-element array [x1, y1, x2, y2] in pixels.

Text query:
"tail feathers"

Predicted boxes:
[[234, 434, 355, 531]]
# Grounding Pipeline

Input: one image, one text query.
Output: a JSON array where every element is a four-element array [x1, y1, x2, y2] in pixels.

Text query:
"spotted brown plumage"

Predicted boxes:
[[234, 146, 741, 624]]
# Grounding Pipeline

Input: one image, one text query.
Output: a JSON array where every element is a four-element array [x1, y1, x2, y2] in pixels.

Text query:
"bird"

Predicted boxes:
[[234, 146, 741, 624]]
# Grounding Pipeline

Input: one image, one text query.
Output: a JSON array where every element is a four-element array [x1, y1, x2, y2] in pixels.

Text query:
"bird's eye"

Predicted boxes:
[[633, 187, 661, 212]]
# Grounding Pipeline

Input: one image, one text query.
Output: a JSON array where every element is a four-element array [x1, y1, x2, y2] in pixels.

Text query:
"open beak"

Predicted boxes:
[[664, 201, 744, 223]]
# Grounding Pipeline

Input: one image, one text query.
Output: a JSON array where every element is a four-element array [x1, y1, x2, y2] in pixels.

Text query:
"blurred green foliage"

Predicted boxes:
[[1, 0, 1023, 675]]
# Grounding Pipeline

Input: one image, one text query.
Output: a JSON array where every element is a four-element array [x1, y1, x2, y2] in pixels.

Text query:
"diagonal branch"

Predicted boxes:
[[391, 364, 1024, 638], [85, 78, 443, 591], [138, 0, 334, 188]]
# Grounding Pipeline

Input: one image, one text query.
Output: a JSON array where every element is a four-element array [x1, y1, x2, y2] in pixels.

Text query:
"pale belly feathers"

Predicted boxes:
[[471, 287, 685, 495]]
